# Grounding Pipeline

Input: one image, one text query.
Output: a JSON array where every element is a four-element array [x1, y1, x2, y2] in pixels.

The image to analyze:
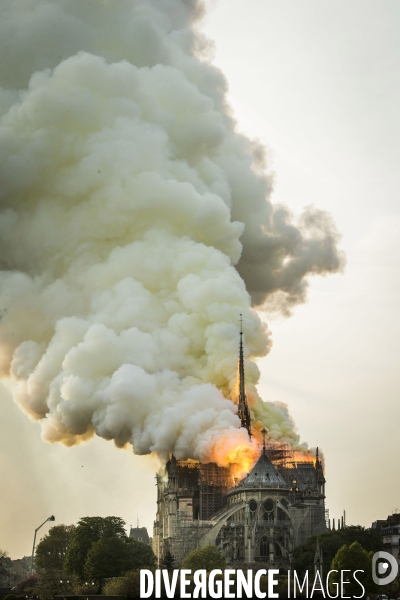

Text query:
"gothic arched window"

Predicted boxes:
[[264, 499, 274, 513], [260, 536, 269, 557], [248, 499, 258, 512]]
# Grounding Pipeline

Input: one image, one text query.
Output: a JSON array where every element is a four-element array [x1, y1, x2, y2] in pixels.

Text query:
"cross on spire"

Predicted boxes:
[[261, 427, 267, 454]]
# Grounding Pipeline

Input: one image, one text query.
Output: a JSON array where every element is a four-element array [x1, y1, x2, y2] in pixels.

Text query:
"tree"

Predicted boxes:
[[35, 525, 75, 574], [15, 573, 39, 596], [84, 538, 156, 583], [103, 571, 141, 598], [64, 516, 126, 579], [31, 571, 62, 600], [330, 541, 377, 595], [0, 549, 9, 577], [382, 573, 400, 599], [291, 526, 383, 576], [84, 537, 132, 582], [126, 539, 156, 570], [160, 551, 175, 572], [181, 546, 226, 571]]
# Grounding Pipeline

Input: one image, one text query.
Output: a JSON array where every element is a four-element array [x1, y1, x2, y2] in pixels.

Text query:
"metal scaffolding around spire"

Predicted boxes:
[[238, 314, 251, 438]]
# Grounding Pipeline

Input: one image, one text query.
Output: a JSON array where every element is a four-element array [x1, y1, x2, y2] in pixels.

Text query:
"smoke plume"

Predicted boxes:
[[0, 0, 343, 465]]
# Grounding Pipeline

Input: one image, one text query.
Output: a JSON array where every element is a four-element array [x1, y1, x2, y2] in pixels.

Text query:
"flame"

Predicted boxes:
[[204, 383, 323, 482], [293, 450, 316, 464], [210, 432, 323, 483], [231, 365, 240, 406], [222, 443, 259, 482], [293, 447, 325, 470], [208, 431, 259, 482]]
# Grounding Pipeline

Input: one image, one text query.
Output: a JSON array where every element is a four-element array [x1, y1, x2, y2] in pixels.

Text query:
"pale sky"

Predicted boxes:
[[203, 0, 400, 529], [1, 0, 400, 558]]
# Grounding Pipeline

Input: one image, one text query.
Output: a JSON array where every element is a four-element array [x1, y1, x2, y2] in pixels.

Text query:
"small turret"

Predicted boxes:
[[315, 447, 326, 497]]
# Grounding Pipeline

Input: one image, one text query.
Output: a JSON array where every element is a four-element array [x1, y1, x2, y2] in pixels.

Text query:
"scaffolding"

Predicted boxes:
[[265, 442, 298, 488], [325, 508, 330, 529], [199, 463, 231, 520], [265, 442, 295, 470], [173, 460, 232, 521], [175, 460, 201, 491]]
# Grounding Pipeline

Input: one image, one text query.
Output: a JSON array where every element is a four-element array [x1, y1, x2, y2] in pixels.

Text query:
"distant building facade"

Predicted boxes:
[[129, 526, 151, 545], [0, 556, 30, 589], [373, 513, 400, 567], [153, 443, 326, 566]]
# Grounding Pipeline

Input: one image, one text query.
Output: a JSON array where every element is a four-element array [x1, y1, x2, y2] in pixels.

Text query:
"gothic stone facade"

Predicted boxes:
[[153, 445, 326, 567]]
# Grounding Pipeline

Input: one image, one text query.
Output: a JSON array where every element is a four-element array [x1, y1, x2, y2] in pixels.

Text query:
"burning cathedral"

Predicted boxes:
[[153, 324, 327, 568]]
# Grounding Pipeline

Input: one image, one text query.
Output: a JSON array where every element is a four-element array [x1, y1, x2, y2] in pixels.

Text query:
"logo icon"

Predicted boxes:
[[372, 551, 399, 585]]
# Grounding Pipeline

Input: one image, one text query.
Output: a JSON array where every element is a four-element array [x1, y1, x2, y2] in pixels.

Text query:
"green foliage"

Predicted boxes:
[[291, 526, 383, 576], [64, 516, 126, 580], [32, 572, 89, 599], [84, 537, 133, 581], [30, 571, 64, 600], [181, 545, 226, 571], [85, 538, 156, 582], [73, 579, 100, 595], [160, 551, 175, 571], [275, 576, 289, 597], [32, 523, 75, 598], [79, 516, 127, 539], [330, 541, 376, 595], [35, 524, 75, 574], [30, 515, 155, 592], [382, 573, 400, 598], [126, 539, 156, 570], [3, 595, 20, 600], [103, 571, 141, 598], [15, 574, 38, 596], [0, 550, 9, 577]]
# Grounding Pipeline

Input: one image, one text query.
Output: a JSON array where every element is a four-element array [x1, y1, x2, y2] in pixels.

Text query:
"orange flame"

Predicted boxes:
[[207, 430, 258, 483], [220, 443, 259, 481], [293, 450, 317, 464], [213, 365, 323, 480], [209, 429, 322, 484]]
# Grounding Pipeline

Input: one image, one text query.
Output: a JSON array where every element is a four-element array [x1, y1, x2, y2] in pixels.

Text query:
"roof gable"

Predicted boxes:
[[238, 450, 287, 488]]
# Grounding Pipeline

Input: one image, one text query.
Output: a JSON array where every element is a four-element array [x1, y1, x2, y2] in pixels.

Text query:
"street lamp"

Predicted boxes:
[[30, 515, 55, 573]]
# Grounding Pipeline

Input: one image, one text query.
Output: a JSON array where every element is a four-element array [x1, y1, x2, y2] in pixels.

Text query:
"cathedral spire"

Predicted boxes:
[[238, 314, 251, 438]]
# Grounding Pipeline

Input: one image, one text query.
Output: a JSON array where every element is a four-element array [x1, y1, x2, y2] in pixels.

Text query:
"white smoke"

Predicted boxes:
[[0, 0, 343, 464]]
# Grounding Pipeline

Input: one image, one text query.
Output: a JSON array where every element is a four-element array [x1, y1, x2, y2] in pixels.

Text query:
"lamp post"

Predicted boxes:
[[30, 515, 55, 573]]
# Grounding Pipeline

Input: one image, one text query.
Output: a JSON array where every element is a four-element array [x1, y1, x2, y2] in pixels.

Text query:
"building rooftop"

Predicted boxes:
[[238, 448, 288, 488], [129, 527, 150, 544]]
